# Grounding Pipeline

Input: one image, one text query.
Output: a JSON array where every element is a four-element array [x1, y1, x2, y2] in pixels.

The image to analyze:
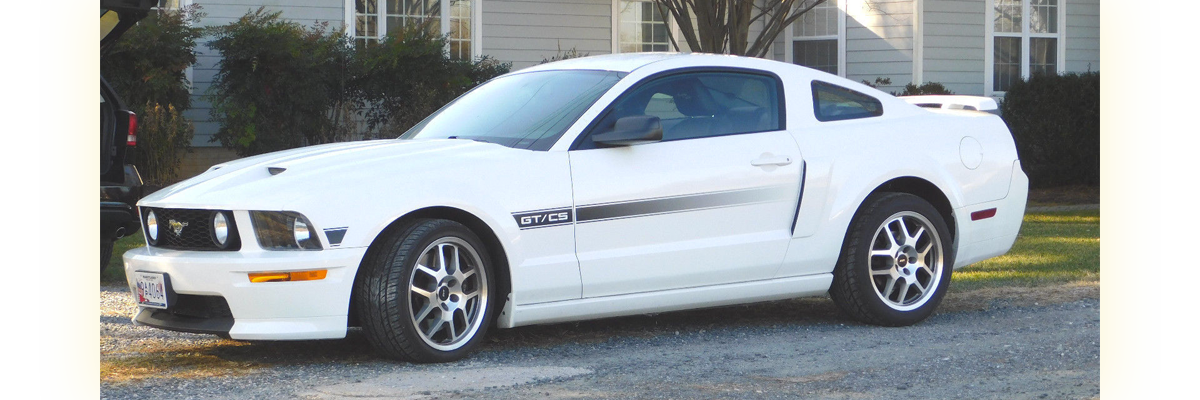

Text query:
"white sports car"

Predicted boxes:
[[124, 53, 1027, 363]]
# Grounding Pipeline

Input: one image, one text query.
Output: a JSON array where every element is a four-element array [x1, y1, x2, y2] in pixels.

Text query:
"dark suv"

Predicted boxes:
[[101, 0, 155, 272]]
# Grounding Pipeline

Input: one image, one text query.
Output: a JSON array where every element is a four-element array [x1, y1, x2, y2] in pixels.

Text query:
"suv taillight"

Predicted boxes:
[[126, 111, 137, 146]]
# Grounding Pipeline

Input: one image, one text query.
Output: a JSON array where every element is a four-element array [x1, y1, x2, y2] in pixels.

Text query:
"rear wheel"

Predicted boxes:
[[355, 219, 494, 363], [830, 193, 954, 326]]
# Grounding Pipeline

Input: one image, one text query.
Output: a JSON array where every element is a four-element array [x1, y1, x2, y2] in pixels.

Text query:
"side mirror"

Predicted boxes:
[[592, 115, 663, 147]]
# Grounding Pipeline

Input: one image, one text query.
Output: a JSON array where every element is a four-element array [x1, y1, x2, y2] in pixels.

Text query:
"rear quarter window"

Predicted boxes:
[[811, 81, 883, 122]]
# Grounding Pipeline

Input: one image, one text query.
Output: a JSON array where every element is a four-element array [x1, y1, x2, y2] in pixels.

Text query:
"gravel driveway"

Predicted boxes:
[[101, 285, 1099, 399]]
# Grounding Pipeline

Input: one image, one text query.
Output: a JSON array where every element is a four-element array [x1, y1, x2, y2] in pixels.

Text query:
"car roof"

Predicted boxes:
[[520, 52, 750, 74]]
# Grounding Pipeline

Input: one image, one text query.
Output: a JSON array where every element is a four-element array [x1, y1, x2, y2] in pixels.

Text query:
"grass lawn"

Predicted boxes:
[[951, 209, 1100, 292], [102, 234, 146, 284]]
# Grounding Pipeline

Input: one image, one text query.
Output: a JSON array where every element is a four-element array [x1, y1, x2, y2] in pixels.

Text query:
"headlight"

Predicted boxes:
[[250, 211, 322, 250], [145, 210, 158, 243], [212, 212, 230, 247]]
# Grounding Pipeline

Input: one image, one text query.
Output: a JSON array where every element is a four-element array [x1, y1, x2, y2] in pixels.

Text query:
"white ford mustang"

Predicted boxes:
[[124, 53, 1027, 363]]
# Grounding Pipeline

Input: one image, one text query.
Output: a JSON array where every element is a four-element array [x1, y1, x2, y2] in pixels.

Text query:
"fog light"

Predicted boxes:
[[146, 210, 158, 242], [213, 212, 229, 246]]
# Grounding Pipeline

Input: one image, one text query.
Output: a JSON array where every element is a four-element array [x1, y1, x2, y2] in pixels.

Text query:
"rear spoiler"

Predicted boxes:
[[901, 95, 1001, 116]]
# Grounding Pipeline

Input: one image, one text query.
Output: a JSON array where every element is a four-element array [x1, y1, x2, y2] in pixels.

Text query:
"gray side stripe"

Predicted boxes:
[[576, 186, 793, 223]]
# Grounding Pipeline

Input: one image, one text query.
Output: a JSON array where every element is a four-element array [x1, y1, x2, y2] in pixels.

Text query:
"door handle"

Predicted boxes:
[[751, 155, 793, 167]]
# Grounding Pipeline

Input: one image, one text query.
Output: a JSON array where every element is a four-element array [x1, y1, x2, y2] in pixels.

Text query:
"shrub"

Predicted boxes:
[[860, 77, 953, 96], [206, 8, 356, 156], [101, 5, 204, 110], [356, 23, 511, 138], [541, 46, 588, 64], [896, 82, 953, 96], [137, 103, 195, 186], [999, 72, 1100, 188]]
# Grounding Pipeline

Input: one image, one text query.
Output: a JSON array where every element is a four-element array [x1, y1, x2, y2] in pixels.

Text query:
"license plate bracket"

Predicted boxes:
[[134, 271, 175, 309]]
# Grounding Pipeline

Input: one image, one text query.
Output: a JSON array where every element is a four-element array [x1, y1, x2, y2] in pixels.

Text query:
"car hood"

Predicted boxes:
[[141, 139, 520, 210]]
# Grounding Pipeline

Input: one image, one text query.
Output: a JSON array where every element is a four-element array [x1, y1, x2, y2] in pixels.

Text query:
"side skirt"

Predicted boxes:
[[497, 274, 833, 328]]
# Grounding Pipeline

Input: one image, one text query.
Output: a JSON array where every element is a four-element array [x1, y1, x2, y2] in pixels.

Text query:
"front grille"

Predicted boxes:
[[143, 207, 241, 251]]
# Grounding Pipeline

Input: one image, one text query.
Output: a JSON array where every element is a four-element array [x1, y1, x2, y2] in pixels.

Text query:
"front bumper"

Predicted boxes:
[[123, 245, 368, 340]]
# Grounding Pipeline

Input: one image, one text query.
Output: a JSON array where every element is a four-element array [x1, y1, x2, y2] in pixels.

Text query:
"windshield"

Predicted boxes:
[[401, 70, 626, 150]]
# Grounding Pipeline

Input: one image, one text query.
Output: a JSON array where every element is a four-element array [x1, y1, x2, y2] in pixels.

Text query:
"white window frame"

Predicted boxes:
[[612, 0, 684, 54], [984, 0, 1068, 96], [784, 0, 846, 77], [343, 0, 482, 60]]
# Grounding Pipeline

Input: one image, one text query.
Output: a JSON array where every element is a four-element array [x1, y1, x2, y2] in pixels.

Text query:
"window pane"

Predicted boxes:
[[590, 73, 781, 142], [793, 39, 838, 75], [994, 0, 1021, 33], [1030, 37, 1057, 75], [357, 0, 376, 14], [812, 81, 883, 122], [1030, 0, 1057, 33], [619, 0, 669, 53], [793, 0, 837, 37], [403, 70, 625, 150], [993, 37, 1021, 92], [358, 15, 377, 37]]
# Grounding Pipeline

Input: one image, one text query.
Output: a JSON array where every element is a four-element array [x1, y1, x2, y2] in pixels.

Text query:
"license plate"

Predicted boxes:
[[134, 272, 169, 309]]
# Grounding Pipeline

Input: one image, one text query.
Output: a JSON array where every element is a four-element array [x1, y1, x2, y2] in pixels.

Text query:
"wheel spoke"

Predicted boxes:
[[416, 264, 440, 280], [414, 303, 434, 323], [912, 278, 927, 294], [448, 315, 459, 340], [910, 226, 925, 245], [870, 249, 893, 258], [897, 218, 912, 244], [896, 280, 911, 303], [871, 268, 892, 276], [424, 318, 444, 338], [883, 222, 900, 248], [881, 276, 897, 299], [436, 244, 448, 272], [411, 286, 435, 300]]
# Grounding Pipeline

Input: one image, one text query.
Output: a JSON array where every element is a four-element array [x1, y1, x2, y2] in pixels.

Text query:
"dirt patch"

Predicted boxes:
[[942, 281, 1099, 313], [1028, 185, 1099, 206]]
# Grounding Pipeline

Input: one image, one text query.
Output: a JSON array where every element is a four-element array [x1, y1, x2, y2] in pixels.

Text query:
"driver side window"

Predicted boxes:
[[579, 71, 783, 149]]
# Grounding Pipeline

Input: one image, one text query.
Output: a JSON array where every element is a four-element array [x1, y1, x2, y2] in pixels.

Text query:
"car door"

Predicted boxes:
[[568, 70, 803, 298]]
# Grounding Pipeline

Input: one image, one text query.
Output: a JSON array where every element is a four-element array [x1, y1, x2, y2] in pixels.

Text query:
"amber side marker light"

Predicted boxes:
[[249, 270, 328, 283]]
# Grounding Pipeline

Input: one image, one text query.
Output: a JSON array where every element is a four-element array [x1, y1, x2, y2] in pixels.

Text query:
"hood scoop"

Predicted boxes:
[[267, 167, 287, 176]]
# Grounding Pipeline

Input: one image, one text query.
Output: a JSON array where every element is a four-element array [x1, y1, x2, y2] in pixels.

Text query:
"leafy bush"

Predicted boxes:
[[860, 77, 953, 96], [101, 5, 204, 110], [896, 82, 953, 96], [137, 103, 195, 186], [206, 8, 356, 156], [356, 23, 511, 138], [1000, 72, 1099, 188]]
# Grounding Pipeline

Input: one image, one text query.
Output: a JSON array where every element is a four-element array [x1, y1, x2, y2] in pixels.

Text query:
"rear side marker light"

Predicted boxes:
[[971, 208, 997, 221], [126, 111, 138, 146], [248, 270, 328, 283]]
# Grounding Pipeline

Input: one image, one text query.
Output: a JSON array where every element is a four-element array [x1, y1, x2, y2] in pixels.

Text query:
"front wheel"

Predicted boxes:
[[355, 219, 495, 363], [830, 193, 955, 326]]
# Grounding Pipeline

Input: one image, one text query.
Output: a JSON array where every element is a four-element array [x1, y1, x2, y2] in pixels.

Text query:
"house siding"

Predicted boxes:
[[483, 0, 613, 70], [186, 0, 345, 147], [921, 0, 985, 95], [1065, 0, 1099, 73], [845, 0, 914, 94]]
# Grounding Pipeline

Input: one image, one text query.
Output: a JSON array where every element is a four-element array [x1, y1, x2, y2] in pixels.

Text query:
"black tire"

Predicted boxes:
[[101, 238, 115, 273], [829, 192, 955, 326], [355, 219, 496, 363]]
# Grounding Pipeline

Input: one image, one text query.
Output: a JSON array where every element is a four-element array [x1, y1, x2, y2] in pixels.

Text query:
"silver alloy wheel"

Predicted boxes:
[[867, 211, 944, 311], [407, 237, 489, 352]]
